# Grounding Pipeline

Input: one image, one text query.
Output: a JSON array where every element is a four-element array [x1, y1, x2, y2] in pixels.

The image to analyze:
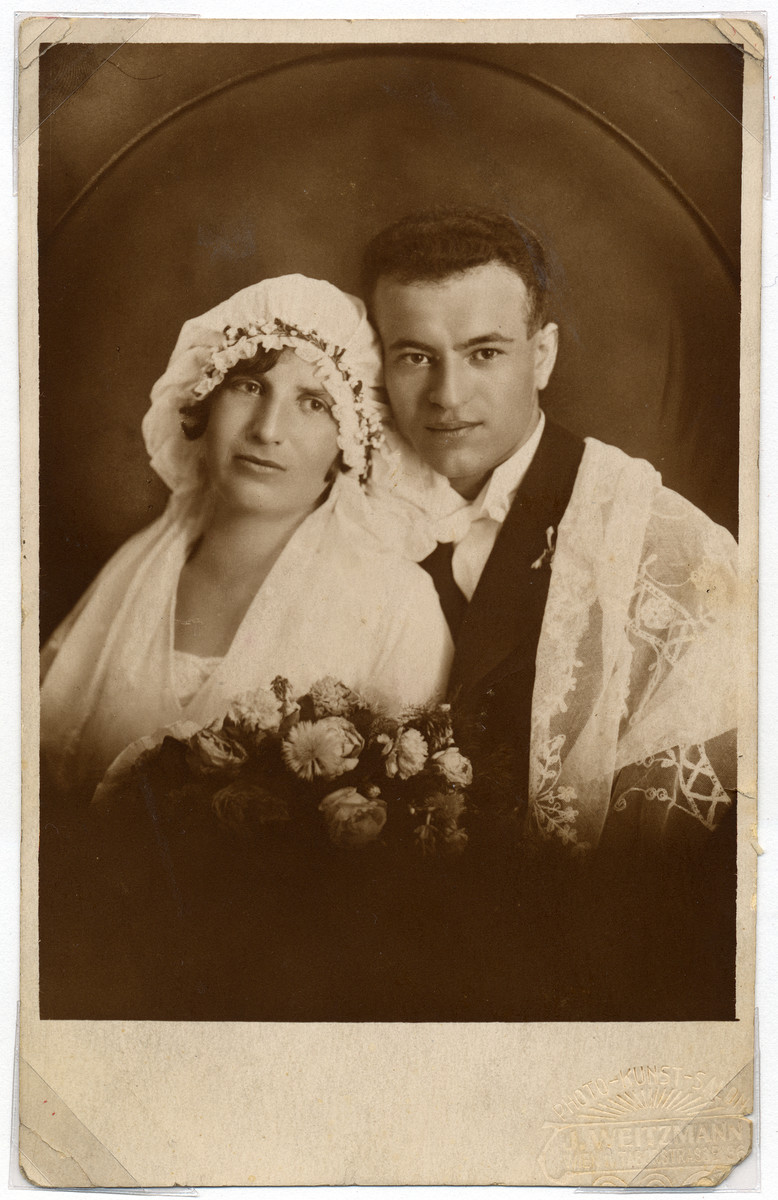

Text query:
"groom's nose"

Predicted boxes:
[[428, 360, 461, 410]]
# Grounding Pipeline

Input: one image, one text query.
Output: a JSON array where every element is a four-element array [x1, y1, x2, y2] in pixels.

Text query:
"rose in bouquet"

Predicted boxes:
[[95, 676, 475, 858]]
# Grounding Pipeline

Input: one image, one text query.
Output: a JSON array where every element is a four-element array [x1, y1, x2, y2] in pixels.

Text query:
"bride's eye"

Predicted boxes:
[[231, 377, 263, 396], [299, 394, 332, 415]]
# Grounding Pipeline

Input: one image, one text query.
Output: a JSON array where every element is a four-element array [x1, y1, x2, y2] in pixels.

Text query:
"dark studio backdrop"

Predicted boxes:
[[39, 39, 743, 641], [38, 39, 743, 1021]]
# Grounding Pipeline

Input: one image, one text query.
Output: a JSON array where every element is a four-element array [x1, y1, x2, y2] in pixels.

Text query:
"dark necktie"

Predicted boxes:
[[420, 541, 468, 640]]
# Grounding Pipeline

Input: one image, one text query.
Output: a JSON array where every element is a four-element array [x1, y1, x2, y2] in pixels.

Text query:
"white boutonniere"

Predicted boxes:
[[531, 525, 557, 571]]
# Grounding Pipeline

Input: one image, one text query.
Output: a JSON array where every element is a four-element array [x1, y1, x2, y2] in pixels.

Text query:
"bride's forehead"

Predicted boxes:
[[273, 348, 321, 379], [235, 346, 322, 384]]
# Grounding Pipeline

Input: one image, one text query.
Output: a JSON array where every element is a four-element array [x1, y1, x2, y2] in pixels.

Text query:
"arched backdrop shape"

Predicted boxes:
[[39, 46, 742, 639]]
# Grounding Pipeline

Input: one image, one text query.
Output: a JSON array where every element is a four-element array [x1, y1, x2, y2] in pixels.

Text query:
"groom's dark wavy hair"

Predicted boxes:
[[361, 207, 551, 334]]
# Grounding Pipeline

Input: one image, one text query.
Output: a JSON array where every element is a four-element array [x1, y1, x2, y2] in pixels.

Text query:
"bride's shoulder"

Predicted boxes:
[[333, 529, 432, 589], [316, 520, 437, 624], [328, 472, 437, 565]]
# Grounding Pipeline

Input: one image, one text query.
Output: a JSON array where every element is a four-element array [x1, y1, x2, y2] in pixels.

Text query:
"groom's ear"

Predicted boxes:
[[533, 323, 559, 391]]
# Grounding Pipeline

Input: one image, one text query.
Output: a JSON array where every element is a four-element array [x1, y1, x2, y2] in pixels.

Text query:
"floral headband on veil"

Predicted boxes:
[[142, 274, 385, 495]]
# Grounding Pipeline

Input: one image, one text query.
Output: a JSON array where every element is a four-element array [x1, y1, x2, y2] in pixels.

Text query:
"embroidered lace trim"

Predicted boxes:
[[528, 439, 737, 850], [612, 743, 731, 831]]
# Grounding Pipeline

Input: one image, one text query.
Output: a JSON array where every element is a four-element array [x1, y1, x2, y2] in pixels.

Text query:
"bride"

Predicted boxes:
[[40, 275, 453, 798]]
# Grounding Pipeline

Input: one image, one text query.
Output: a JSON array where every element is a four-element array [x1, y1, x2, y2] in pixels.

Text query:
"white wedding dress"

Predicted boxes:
[[40, 475, 453, 797]]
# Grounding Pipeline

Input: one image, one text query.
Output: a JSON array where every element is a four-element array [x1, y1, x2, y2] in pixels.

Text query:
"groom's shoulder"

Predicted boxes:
[[577, 434, 736, 542], [556, 433, 738, 594]]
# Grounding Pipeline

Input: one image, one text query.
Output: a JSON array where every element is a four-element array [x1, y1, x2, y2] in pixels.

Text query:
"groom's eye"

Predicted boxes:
[[470, 348, 503, 362]]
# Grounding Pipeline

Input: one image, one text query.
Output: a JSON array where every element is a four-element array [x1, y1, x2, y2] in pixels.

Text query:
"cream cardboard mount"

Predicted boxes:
[[19, 15, 760, 1188]]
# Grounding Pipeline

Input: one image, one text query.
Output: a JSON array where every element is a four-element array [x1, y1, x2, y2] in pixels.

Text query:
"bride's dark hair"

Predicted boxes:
[[179, 344, 283, 440]]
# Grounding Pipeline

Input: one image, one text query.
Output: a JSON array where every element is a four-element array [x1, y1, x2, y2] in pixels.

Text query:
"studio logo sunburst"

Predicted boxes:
[[539, 1065, 751, 1187]]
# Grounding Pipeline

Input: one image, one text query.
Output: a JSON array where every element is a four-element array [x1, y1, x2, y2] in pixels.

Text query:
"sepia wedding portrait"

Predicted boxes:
[[36, 34, 745, 1024]]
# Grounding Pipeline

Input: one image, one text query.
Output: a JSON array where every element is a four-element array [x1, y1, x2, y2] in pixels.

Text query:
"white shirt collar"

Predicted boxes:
[[471, 410, 546, 523], [431, 411, 545, 542]]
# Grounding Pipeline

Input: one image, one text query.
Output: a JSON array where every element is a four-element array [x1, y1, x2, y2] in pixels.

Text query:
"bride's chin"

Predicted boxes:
[[201, 467, 337, 526]]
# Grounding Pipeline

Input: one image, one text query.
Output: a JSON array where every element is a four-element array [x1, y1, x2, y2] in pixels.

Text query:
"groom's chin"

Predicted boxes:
[[415, 444, 486, 491]]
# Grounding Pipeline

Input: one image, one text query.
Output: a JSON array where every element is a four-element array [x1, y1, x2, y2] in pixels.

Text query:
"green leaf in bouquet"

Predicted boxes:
[[129, 735, 193, 804], [403, 703, 456, 756], [185, 725, 249, 775], [211, 779, 290, 833]]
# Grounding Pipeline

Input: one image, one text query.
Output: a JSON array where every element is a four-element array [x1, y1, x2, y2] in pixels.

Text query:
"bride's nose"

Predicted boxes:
[[248, 394, 285, 443]]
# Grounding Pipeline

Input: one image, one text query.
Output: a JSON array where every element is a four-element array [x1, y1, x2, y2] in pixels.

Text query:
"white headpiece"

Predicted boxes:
[[142, 274, 384, 493]]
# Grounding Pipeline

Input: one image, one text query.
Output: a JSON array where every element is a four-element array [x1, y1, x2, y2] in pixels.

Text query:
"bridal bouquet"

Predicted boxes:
[[95, 676, 474, 858]]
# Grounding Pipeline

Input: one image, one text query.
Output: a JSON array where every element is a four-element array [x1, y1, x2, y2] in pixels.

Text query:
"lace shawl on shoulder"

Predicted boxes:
[[529, 438, 738, 850]]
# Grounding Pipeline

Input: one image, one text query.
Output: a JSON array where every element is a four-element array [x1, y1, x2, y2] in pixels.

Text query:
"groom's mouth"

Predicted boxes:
[[425, 421, 481, 439]]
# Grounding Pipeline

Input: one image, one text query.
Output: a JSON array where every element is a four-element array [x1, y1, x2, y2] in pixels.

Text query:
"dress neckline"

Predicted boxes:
[[171, 648, 224, 707], [167, 488, 340, 710]]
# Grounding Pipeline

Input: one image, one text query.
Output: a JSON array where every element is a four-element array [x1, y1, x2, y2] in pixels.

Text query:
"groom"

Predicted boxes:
[[362, 207, 737, 848]]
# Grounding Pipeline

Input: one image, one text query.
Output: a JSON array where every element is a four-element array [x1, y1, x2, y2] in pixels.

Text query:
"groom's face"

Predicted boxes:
[[373, 262, 558, 499]]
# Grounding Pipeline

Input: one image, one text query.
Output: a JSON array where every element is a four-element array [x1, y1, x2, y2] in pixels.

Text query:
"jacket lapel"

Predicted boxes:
[[450, 420, 585, 698]]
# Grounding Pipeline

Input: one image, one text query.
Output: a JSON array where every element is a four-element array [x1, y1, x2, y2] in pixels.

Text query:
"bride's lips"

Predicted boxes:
[[234, 454, 287, 472]]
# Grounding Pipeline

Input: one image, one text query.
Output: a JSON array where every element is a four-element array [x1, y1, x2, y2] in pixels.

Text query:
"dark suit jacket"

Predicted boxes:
[[417, 421, 736, 1019], [422, 419, 585, 810]]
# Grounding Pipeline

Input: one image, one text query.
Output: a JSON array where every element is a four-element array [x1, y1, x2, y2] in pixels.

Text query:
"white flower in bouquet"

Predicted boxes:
[[319, 787, 388, 847], [431, 746, 473, 788], [186, 725, 249, 774], [225, 687, 283, 737], [317, 716, 364, 770], [308, 676, 359, 718], [282, 717, 364, 781], [307, 676, 360, 710], [379, 727, 428, 780]]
